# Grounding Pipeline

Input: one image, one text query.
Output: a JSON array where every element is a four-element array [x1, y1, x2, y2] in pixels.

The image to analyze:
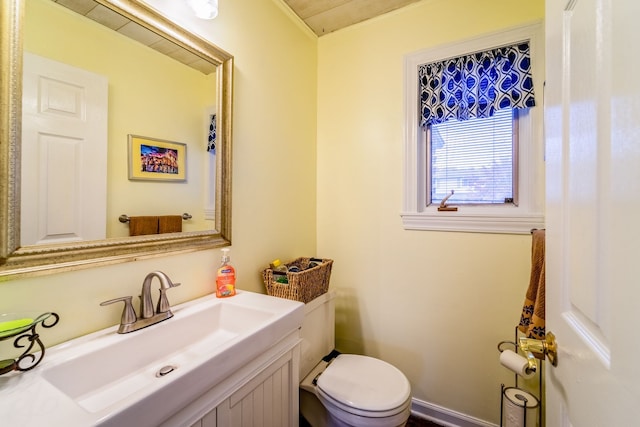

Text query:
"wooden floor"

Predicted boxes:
[[300, 414, 443, 426], [406, 414, 444, 426]]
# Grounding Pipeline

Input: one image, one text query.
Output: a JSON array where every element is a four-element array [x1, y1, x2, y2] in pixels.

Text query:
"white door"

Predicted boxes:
[[21, 53, 108, 245], [545, 1, 640, 425]]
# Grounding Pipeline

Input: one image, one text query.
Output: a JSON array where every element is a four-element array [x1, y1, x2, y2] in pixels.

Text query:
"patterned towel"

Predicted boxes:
[[518, 229, 545, 341]]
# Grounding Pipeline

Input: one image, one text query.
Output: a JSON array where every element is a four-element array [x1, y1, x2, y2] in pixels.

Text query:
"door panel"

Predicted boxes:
[[22, 53, 108, 245], [545, 0, 640, 425]]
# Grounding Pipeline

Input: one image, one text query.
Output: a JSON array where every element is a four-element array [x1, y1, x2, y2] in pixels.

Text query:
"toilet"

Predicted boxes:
[[299, 291, 412, 427]]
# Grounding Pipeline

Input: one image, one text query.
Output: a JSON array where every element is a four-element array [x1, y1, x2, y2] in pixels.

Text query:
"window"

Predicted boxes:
[[429, 108, 517, 206], [402, 23, 544, 234]]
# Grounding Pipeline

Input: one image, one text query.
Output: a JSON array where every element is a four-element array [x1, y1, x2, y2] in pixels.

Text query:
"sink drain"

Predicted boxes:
[[156, 365, 177, 377]]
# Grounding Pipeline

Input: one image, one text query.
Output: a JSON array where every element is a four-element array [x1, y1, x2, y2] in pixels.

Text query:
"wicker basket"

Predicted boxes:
[[262, 258, 333, 303]]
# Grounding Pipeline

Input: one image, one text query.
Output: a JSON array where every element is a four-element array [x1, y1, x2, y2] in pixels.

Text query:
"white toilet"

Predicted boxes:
[[299, 291, 412, 427]]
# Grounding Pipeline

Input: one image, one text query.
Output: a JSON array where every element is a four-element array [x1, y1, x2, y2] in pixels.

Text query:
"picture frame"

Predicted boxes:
[[128, 134, 187, 182]]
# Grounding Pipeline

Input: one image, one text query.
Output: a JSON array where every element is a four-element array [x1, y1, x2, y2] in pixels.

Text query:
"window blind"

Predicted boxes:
[[430, 108, 514, 204]]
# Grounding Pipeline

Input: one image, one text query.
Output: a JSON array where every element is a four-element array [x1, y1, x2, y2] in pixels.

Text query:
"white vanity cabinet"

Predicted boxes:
[[168, 334, 301, 427], [192, 349, 299, 427], [191, 410, 217, 427], [223, 350, 298, 426]]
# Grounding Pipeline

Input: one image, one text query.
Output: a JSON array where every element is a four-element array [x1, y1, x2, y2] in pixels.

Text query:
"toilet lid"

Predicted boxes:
[[316, 354, 411, 412]]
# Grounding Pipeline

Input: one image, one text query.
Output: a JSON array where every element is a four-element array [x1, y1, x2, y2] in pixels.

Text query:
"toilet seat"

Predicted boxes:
[[316, 354, 411, 415], [317, 387, 412, 418]]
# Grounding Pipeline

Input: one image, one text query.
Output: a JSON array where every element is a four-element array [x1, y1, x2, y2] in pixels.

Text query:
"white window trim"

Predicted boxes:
[[402, 22, 545, 234]]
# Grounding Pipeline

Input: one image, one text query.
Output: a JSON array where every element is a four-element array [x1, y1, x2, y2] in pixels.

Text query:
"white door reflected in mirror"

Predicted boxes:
[[21, 53, 108, 246]]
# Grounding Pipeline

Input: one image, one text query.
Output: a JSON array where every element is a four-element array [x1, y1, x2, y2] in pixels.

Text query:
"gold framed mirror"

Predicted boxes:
[[0, 0, 233, 279]]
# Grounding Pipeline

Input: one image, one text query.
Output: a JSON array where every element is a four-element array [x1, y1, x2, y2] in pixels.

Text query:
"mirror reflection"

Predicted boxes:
[[0, 0, 233, 278], [22, 0, 217, 244]]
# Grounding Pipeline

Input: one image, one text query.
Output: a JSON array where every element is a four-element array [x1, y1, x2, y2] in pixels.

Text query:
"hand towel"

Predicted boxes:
[[518, 229, 545, 343], [129, 216, 159, 236], [158, 215, 182, 234]]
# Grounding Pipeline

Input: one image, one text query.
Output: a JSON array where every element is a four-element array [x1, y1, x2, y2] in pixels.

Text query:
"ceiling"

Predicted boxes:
[[283, 0, 423, 36], [55, 0, 422, 49], [52, 0, 217, 74]]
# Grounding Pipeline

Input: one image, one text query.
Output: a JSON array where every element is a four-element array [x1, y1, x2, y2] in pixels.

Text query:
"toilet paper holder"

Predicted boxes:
[[497, 328, 551, 427], [498, 331, 558, 372]]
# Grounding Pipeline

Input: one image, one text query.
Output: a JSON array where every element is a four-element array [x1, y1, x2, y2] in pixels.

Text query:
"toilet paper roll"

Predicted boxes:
[[499, 349, 535, 379], [503, 387, 539, 427]]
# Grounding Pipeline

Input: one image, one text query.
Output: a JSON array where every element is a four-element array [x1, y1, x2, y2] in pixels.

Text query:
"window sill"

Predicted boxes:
[[400, 209, 544, 234]]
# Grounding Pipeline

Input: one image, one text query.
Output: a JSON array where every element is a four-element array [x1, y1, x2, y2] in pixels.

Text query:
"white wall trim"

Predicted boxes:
[[401, 211, 544, 235], [402, 21, 545, 235], [411, 398, 498, 427]]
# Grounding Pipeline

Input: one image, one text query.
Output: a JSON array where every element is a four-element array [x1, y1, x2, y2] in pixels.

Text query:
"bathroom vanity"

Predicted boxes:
[[177, 346, 299, 427], [0, 291, 304, 426]]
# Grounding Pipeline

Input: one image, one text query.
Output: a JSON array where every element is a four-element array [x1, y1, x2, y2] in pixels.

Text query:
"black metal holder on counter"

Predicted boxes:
[[0, 312, 59, 375]]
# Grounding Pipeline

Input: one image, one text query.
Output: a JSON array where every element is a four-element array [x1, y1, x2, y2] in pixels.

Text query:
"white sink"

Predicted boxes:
[[0, 290, 304, 427]]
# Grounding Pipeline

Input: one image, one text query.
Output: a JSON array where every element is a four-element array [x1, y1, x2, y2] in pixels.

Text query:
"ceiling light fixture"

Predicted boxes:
[[187, 0, 218, 20]]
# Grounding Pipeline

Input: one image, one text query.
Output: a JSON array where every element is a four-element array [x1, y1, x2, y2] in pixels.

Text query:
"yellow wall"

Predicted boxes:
[[25, 0, 215, 236], [1, 0, 317, 354], [317, 0, 544, 423], [2, 0, 547, 424]]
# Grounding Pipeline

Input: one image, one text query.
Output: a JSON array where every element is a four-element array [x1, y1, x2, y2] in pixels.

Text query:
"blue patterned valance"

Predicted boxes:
[[207, 113, 217, 153], [419, 42, 536, 127]]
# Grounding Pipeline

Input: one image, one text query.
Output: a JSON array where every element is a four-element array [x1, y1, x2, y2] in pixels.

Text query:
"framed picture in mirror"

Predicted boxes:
[[128, 135, 187, 182]]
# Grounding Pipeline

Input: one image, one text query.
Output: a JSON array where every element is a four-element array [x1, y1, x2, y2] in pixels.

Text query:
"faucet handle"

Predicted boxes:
[[156, 282, 181, 314], [100, 296, 137, 326]]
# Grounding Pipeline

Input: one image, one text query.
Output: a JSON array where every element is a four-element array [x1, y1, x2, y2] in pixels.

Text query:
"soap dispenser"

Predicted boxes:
[[216, 248, 236, 298]]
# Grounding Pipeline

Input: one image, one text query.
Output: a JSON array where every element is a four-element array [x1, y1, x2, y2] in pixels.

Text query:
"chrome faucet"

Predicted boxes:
[[100, 271, 181, 334], [140, 271, 180, 318]]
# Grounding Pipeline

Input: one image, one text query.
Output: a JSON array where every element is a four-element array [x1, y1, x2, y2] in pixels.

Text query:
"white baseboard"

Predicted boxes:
[[411, 398, 498, 427]]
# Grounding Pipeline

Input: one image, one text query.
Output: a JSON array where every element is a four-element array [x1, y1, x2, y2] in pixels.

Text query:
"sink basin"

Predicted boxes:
[[0, 290, 304, 426], [43, 300, 273, 412]]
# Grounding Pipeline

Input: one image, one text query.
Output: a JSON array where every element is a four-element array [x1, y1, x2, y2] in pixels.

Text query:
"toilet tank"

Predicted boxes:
[[299, 291, 336, 379]]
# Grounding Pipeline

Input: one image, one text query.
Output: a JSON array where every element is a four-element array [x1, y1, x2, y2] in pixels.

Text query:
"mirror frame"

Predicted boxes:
[[0, 0, 233, 280]]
